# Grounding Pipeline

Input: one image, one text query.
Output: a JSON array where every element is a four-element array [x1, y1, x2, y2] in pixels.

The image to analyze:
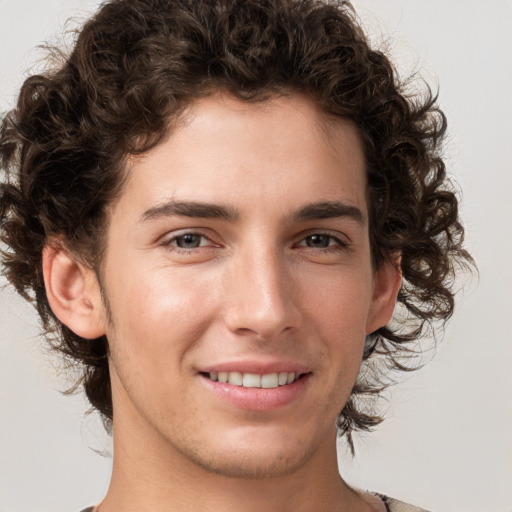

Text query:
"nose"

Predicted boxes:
[[223, 247, 301, 341]]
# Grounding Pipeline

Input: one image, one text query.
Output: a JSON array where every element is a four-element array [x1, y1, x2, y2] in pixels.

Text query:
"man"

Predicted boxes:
[[0, 1, 472, 511]]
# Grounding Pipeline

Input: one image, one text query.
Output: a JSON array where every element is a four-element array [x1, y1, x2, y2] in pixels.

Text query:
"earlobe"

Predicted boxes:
[[42, 242, 106, 339], [365, 255, 402, 335]]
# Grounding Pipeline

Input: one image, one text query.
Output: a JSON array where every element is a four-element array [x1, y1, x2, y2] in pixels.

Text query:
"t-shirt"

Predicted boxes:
[[378, 494, 431, 511], [79, 495, 431, 511]]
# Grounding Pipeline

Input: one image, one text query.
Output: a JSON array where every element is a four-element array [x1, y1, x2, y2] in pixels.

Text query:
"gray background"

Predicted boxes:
[[1, 1, 511, 511]]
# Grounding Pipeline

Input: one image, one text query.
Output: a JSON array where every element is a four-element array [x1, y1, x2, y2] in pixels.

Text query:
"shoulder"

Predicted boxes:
[[379, 494, 432, 512]]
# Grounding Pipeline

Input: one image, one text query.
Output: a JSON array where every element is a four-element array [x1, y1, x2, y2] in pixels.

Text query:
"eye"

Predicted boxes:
[[169, 233, 211, 250], [299, 234, 345, 249]]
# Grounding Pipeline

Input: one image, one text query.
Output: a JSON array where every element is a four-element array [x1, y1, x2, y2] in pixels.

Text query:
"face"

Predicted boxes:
[[94, 94, 397, 479]]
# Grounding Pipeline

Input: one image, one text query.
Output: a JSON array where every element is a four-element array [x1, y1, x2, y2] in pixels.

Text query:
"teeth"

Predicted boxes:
[[261, 373, 278, 388], [228, 371, 243, 386], [208, 371, 300, 388], [242, 373, 261, 387]]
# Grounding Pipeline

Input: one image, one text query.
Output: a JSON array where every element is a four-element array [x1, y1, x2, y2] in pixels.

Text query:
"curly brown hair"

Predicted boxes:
[[0, 0, 472, 446]]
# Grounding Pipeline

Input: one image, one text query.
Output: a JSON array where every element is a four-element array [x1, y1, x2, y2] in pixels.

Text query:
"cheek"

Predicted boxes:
[[104, 258, 229, 375], [103, 262, 213, 352], [301, 271, 371, 381], [303, 269, 372, 336], [103, 268, 212, 408]]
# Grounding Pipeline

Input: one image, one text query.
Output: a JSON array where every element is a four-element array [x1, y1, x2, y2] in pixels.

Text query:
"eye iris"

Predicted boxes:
[[176, 234, 201, 248], [307, 234, 330, 248]]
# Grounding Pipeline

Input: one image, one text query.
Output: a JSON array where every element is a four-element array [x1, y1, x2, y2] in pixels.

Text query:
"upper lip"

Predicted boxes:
[[198, 360, 312, 375]]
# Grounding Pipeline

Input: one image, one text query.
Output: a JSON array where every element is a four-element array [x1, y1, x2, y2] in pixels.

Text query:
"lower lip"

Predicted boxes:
[[200, 374, 310, 411]]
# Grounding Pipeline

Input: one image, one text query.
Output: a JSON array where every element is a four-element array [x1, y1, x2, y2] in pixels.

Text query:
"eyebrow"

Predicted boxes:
[[140, 200, 241, 223], [139, 199, 365, 226], [293, 201, 366, 225]]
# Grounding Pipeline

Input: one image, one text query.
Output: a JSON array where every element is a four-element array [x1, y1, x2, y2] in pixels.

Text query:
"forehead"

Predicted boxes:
[[114, 93, 367, 223]]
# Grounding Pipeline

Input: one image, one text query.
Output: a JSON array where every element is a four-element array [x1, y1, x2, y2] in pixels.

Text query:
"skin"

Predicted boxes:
[[44, 93, 400, 511]]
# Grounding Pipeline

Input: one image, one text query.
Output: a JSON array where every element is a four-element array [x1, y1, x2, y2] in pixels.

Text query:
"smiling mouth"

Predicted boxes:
[[201, 371, 305, 389]]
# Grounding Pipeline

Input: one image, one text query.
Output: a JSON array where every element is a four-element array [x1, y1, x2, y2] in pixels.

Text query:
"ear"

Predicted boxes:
[[42, 242, 106, 339], [365, 254, 402, 335]]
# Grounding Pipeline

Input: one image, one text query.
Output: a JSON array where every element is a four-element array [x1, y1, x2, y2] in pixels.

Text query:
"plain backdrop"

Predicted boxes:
[[0, 1, 511, 511]]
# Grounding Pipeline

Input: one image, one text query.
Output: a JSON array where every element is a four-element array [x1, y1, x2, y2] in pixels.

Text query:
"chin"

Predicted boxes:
[[172, 427, 318, 480], [188, 449, 312, 480]]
